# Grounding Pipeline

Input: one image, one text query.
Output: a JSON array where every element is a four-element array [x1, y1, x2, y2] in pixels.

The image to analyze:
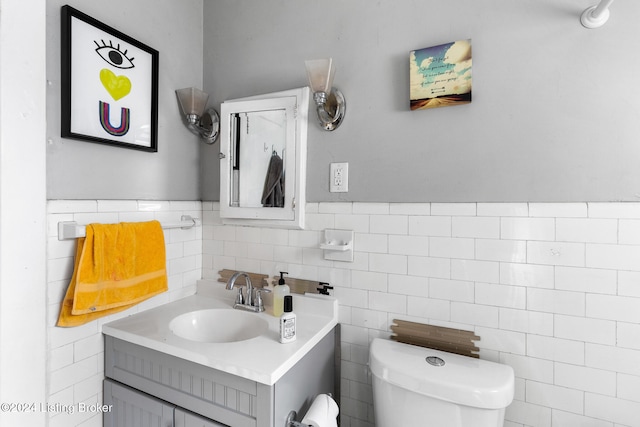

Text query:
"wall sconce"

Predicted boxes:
[[304, 58, 346, 131], [175, 87, 219, 144], [581, 0, 614, 29]]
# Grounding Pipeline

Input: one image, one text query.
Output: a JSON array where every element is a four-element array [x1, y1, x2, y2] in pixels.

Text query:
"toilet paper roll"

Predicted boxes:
[[301, 394, 339, 427]]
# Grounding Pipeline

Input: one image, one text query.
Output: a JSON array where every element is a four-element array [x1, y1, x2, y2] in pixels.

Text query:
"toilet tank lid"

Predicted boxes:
[[369, 338, 514, 409]]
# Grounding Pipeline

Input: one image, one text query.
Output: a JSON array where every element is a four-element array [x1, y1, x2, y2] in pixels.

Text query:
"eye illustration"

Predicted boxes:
[[94, 40, 135, 69]]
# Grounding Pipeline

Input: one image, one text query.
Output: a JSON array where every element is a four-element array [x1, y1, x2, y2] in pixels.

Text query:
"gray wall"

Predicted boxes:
[[46, 0, 204, 200], [202, 0, 640, 203]]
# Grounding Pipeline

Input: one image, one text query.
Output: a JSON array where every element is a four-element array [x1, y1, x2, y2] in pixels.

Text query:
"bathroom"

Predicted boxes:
[[2, 0, 640, 426]]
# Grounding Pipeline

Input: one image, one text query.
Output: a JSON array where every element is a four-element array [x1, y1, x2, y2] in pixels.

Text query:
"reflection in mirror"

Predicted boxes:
[[230, 109, 287, 208], [219, 87, 309, 229]]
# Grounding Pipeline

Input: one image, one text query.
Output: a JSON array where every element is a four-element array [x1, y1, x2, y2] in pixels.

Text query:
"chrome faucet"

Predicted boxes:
[[226, 272, 270, 312]]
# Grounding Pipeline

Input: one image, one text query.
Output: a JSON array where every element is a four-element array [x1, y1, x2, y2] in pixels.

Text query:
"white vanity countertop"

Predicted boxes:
[[102, 280, 338, 386]]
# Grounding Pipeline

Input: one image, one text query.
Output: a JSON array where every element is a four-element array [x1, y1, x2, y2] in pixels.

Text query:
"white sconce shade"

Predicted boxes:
[[304, 58, 346, 132], [175, 87, 220, 144], [176, 87, 209, 117], [304, 58, 335, 94]]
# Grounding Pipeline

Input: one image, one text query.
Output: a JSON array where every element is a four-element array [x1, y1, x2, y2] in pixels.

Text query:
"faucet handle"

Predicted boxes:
[[234, 287, 245, 305], [254, 288, 271, 312], [318, 282, 334, 295]]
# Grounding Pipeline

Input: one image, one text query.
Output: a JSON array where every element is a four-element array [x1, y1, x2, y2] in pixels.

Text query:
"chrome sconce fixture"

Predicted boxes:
[[304, 58, 346, 131], [175, 87, 219, 144], [581, 0, 614, 28]]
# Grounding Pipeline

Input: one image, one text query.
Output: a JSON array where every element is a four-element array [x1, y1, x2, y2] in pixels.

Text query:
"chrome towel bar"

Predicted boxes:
[[57, 215, 200, 240]]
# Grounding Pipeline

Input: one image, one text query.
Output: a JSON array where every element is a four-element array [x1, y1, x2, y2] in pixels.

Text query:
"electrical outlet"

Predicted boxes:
[[330, 162, 349, 192]]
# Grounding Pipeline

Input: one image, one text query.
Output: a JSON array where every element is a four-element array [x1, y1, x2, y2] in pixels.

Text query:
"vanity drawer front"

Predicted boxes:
[[175, 408, 228, 427], [105, 336, 272, 427], [104, 379, 174, 427]]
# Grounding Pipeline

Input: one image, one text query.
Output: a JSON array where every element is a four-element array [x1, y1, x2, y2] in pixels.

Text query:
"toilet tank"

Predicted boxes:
[[369, 338, 514, 427]]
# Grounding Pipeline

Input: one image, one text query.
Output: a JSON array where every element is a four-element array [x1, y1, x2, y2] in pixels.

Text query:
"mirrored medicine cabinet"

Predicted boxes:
[[219, 87, 309, 229]]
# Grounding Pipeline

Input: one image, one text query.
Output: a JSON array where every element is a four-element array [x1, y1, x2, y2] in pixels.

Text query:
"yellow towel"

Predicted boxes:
[[57, 220, 168, 327]]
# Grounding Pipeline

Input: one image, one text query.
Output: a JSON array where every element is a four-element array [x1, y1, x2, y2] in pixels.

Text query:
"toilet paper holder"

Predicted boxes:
[[285, 393, 338, 427], [285, 411, 311, 427]]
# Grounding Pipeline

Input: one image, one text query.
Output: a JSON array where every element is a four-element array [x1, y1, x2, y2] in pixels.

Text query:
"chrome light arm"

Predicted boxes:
[[311, 88, 346, 132], [183, 108, 220, 144]]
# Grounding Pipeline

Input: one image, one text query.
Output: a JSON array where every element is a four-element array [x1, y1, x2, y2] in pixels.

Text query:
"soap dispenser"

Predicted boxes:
[[279, 295, 296, 343], [272, 271, 290, 316]]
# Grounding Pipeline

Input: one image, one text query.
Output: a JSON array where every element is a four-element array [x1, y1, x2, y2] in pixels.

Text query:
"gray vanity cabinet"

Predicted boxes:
[[104, 379, 226, 426], [103, 328, 336, 427]]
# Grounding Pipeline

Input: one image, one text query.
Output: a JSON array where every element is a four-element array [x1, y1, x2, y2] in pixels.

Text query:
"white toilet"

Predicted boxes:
[[369, 338, 514, 427]]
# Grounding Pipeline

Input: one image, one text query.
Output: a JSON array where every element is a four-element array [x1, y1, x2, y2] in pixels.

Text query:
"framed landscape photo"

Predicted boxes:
[[410, 39, 472, 111], [61, 5, 159, 152]]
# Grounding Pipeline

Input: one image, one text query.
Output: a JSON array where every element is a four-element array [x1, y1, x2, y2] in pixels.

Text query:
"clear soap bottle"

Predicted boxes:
[[272, 271, 290, 317], [279, 295, 296, 343]]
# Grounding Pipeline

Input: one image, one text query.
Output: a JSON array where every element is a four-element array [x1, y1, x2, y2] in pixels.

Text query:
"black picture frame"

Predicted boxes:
[[61, 5, 159, 152]]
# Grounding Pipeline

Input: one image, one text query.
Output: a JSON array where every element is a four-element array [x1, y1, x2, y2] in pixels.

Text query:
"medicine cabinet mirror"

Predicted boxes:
[[219, 87, 309, 229]]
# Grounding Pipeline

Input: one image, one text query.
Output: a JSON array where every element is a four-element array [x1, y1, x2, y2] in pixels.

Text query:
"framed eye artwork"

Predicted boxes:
[[61, 5, 159, 152]]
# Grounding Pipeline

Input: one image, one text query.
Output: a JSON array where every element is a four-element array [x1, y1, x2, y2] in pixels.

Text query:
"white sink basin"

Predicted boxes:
[[169, 309, 268, 343]]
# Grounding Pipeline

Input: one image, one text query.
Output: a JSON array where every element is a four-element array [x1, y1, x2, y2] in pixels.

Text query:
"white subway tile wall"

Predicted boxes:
[[45, 201, 640, 427], [46, 200, 202, 427], [201, 201, 640, 427]]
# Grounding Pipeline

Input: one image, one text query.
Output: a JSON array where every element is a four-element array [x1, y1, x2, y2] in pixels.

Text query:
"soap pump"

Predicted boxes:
[[279, 295, 296, 343], [272, 271, 290, 317]]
